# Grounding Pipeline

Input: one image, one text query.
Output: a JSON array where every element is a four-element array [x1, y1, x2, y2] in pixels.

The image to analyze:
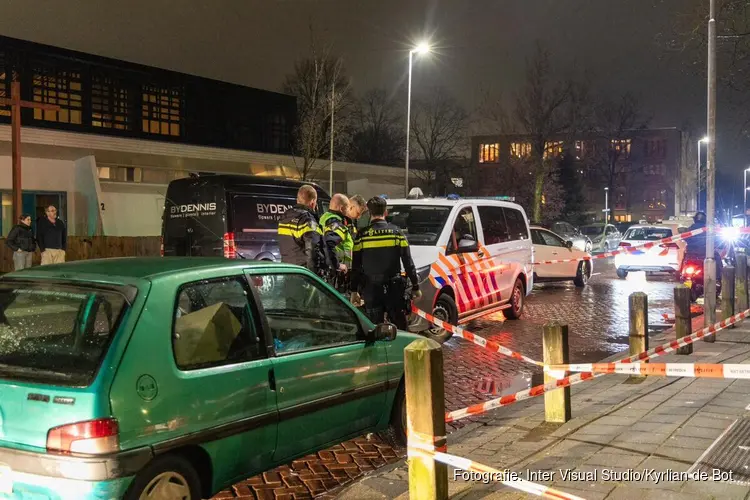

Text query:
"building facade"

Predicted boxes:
[[471, 128, 697, 223], [0, 36, 411, 236]]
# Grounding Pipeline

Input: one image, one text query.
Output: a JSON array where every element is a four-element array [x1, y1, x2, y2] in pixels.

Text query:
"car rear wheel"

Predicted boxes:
[[585, 242, 592, 253], [574, 261, 590, 287], [125, 455, 201, 500], [616, 268, 628, 279], [505, 278, 525, 320], [425, 294, 457, 343]]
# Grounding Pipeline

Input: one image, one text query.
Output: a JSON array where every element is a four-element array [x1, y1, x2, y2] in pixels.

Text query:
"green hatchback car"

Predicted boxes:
[[0, 258, 417, 499]]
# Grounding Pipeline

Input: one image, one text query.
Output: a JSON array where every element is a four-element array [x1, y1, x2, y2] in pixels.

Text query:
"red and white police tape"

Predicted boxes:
[[412, 305, 542, 367], [534, 226, 708, 266], [545, 362, 750, 379], [407, 441, 586, 500]]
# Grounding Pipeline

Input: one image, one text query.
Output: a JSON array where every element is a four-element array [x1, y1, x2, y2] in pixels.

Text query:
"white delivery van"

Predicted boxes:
[[385, 195, 534, 342]]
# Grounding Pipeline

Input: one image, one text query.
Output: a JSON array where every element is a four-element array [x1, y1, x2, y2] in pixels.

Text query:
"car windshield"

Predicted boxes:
[[624, 227, 673, 241], [551, 223, 572, 235], [386, 205, 452, 245], [580, 225, 603, 236], [0, 282, 129, 386]]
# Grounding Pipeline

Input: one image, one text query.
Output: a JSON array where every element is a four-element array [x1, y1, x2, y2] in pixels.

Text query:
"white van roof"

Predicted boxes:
[[386, 197, 523, 209]]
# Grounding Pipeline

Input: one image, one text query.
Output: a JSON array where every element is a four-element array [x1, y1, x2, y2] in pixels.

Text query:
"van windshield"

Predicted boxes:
[[0, 283, 129, 386], [386, 205, 452, 246]]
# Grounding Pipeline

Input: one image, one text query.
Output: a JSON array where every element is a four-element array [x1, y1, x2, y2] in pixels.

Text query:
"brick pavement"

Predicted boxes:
[[338, 317, 750, 499]]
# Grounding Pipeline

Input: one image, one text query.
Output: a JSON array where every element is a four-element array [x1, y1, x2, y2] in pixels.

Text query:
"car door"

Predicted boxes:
[[475, 205, 513, 307], [536, 229, 576, 277], [606, 225, 620, 249], [531, 229, 555, 278], [248, 270, 389, 462], [443, 205, 488, 313]]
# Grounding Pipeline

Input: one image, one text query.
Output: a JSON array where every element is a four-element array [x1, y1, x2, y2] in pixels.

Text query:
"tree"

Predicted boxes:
[[558, 152, 587, 224], [282, 34, 351, 181], [410, 86, 470, 194], [344, 89, 404, 166], [587, 92, 649, 222]]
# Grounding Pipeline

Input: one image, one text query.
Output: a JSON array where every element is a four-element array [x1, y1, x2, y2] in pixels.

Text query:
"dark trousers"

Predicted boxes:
[[363, 281, 407, 330]]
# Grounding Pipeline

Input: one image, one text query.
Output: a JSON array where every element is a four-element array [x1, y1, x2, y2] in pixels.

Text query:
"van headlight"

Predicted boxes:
[[416, 265, 431, 284]]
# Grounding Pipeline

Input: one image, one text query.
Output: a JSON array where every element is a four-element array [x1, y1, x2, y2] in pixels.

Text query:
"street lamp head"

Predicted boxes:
[[413, 42, 431, 55], [700, 137, 709, 143], [604, 187, 609, 191]]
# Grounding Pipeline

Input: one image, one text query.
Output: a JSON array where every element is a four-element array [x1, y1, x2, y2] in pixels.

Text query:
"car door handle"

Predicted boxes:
[[268, 369, 276, 391]]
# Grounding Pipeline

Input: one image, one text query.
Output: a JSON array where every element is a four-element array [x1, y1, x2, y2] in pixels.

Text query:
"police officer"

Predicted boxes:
[[350, 196, 421, 329], [321, 193, 352, 290], [277, 185, 325, 274], [347, 194, 368, 235]]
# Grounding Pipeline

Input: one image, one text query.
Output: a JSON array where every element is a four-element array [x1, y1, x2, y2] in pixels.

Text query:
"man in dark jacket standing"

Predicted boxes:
[[36, 205, 67, 265], [6, 214, 35, 270]]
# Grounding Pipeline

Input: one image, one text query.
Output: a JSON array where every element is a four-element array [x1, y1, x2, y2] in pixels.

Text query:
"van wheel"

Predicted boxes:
[[616, 268, 628, 279], [574, 261, 590, 287], [425, 294, 457, 343], [124, 455, 201, 500], [505, 278, 525, 320], [383, 382, 406, 448]]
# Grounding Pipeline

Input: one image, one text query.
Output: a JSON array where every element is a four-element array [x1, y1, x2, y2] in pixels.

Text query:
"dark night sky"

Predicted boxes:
[[0, 0, 745, 170]]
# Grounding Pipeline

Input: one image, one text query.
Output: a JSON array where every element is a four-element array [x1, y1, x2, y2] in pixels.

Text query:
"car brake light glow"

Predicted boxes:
[[223, 233, 237, 259], [47, 418, 119, 454], [618, 242, 631, 247]]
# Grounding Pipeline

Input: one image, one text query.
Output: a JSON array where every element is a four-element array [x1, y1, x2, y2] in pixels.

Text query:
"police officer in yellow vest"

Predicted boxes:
[[277, 185, 326, 274], [321, 193, 353, 291]]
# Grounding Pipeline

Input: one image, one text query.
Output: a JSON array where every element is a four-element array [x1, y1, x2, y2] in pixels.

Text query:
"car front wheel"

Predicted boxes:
[[425, 294, 457, 343], [574, 261, 590, 287], [383, 382, 407, 448], [505, 278, 525, 319], [125, 455, 202, 500]]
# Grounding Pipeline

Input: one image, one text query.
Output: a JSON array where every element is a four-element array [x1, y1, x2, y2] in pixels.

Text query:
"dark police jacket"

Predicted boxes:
[[350, 219, 419, 292], [277, 204, 324, 273]]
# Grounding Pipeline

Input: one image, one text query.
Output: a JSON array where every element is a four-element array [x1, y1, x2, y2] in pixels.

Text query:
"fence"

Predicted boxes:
[[0, 236, 160, 272], [405, 252, 750, 499]]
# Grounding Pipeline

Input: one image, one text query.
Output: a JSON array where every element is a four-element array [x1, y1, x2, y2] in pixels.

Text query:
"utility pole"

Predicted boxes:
[[705, 0, 718, 326], [329, 79, 335, 194]]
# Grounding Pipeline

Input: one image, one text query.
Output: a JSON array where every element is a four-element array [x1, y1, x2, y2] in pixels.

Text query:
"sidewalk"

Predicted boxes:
[[338, 317, 750, 500]]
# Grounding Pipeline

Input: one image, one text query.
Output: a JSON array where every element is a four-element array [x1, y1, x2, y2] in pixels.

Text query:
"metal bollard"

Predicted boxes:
[[735, 254, 748, 315], [628, 292, 648, 378], [405, 338, 448, 500], [543, 322, 571, 423], [716, 265, 736, 339], [675, 286, 693, 355]]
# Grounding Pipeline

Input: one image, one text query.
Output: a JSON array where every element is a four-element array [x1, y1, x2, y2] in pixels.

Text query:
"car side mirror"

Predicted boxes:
[[565, 240, 573, 249], [458, 239, 478, 252], [371, 323, 397, 342]]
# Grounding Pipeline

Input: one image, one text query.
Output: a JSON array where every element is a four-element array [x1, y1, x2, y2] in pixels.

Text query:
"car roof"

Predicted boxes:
[[625, 225, 673, 231], [386, 198, 524, 210], [4, 257, 296, 282]]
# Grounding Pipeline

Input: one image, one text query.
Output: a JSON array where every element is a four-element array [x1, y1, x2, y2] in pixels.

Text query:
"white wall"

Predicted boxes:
[[347, 179, 403, 199], [100, 183, 166, 236], [0, 156, 78, 233]]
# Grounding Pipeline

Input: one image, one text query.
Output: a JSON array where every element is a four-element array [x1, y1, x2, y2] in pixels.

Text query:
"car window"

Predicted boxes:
[[386, 205, 452, 246], [504, 208, 529, 241], [531, 229, 545, 246], [605, 226, 615, 235], [624, 227, 673, 240], [447, 207, 478, 253], [0, 284, 129, 386], [478, 206, 509, 245], [540, 230, 565, 247], [253, 273, 362, 355], [172, 277, 262, 370]]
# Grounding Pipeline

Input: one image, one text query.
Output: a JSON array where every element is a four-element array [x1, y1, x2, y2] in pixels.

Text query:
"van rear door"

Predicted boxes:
[[162, 178, 226, 257], [228, 190, 298, 261]]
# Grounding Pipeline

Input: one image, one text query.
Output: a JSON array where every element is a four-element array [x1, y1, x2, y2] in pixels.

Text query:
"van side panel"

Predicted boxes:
[[162, 179, 227, 257], [228, 189, 298, 261]]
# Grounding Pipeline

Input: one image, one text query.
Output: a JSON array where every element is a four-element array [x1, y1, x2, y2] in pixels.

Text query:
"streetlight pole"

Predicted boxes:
[[705, 0, 718, 326], [697, 137, 708, 211], [604, 187, 609, 222], [404, 43, 430, 197]]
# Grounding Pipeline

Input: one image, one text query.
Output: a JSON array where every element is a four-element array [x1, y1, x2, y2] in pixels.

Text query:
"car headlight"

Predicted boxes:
[[416, 265, 431, 283]]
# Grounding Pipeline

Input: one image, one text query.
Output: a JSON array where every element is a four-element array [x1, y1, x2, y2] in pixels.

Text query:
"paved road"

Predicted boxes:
[[215, 261, 686, 499]]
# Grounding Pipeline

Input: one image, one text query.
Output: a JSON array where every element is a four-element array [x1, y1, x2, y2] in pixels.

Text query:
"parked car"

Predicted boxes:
[[0, 258, 411, 500], [614, 225, 684, 279], [162, 174, 331, 260], [580, 223, 622, 253], [548, 221, 592, 253], [531, 226, 592, 287], [386, 195, 534, 343]]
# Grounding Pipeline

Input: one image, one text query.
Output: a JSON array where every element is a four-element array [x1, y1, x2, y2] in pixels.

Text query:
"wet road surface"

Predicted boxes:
[[216, 260, 686, 498]]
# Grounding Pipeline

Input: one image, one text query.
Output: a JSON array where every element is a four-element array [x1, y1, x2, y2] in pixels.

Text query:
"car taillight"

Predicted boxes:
[[223, 232, 236, 259], [684, 266, 699, 276], [619, 242, 631, 248], [46, 418, 119, 454], [660, 243, 679, 249], [160, 236, 164, 257]]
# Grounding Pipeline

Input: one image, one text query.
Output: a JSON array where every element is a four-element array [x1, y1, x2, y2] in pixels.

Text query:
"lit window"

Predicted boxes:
[[610, 139, 631, 158], [543, 141, 563, 159], [479, 143, 500, 163], [92, 76, 129, 131], [142, 85, 181, 137], [32, 68, 83, 124], [510, 142, 532, 159], [575, 140, 593, 160]]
